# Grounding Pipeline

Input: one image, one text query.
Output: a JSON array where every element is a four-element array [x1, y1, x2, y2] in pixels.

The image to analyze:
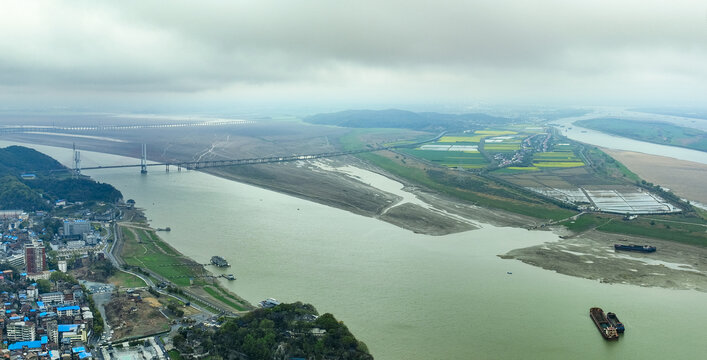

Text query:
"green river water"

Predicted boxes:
[[7, 142, 707, 360]]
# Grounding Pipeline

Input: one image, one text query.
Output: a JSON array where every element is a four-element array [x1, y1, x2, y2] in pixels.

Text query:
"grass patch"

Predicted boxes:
[[559, 214, 613, 233], [358, 152, 575, 220], [119, 225, 207, 287], [168, 349, 184, 360], [108, 271, 147, 288], [534, 161, 585, 168], [203, 286, 247, 311], [595, 216, 707, 247]]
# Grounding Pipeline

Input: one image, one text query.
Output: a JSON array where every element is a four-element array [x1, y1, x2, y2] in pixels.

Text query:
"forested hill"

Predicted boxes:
[[303, 109, 511, 131], [173, 302, 373, 359], [0, 146, 122, 210]]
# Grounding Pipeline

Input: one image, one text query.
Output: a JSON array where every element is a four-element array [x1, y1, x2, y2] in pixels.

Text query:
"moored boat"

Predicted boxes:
[[589, 307, 619, 341], [614, 244, 656, 253], [259, 298, 280, 308], [211, 255, 231, 267], [607, 312, 625, 333]]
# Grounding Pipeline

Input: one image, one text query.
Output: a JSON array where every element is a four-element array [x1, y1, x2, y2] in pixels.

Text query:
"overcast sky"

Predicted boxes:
[[1, 0, 706, 112]]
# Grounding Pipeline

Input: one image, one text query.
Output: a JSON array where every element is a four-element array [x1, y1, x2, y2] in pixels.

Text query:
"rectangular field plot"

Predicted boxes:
[[533, 150, 584, 168], [438, 136, 483, 143], [584, 189, 681, 214], [485, 143, 521, 152], [528, 187, 590, 204], [534, 161, 585, 168], [402, 149, 489, 168], [419, 144, 479, 152]]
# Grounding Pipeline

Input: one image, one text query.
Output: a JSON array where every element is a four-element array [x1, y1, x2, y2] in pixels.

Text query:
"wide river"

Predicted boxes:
[[6, 141, 707, 359]]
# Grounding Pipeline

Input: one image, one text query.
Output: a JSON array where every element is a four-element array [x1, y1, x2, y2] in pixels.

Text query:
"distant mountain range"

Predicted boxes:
[[303, 109, 512, 131]]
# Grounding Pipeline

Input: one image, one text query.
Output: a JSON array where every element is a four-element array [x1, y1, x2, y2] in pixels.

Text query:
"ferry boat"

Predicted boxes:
[[614, 244, 656, 253], [259, 298, 280, 308], [607, 312, 625, 333], [210, 256, 230, 267], [589, 307, 619, 341]]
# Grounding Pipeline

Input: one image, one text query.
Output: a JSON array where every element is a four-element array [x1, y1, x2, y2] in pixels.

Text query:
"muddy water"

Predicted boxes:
[[554, 113, 707, 164], [7, 141, 707, 360]]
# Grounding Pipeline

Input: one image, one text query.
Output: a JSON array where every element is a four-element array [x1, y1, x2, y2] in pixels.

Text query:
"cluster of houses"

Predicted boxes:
[[0, 211, 108, 359], [1, 271, 95, 359]]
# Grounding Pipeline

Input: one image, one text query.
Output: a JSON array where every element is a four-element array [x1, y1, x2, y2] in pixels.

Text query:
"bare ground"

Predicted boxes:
[[601, 148, 707, 204], [501, 229, 707, 292]]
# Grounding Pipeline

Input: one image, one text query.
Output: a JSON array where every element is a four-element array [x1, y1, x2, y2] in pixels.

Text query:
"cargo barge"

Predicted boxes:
[[614, 244, 656, 253], [589, 307, 619, 341], [607, 312, 625, 333], [210, 256, 230, 267]]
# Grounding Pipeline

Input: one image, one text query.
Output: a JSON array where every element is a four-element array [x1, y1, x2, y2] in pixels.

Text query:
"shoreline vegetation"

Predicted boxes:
[[113, 210, 253, 313], [576, 118, 707, 153]]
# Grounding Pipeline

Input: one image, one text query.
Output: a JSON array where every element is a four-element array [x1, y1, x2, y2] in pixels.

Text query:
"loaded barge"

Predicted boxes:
[[589, 307, 619, 341], [607, 312, 625, 333], [210, 256, 230, 267], [614, 244, 656, 253]]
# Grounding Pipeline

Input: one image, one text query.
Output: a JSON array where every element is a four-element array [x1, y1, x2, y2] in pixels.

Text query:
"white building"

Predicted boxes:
[[7, 321, 36, 342], [63, 220, 91, 236]]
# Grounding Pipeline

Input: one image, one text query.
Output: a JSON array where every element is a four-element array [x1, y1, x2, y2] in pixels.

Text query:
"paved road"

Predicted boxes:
[[107, 222, 236, 315]]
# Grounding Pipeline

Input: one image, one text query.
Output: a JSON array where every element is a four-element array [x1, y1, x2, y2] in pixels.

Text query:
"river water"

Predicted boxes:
[[5, 141, 707, 359], [553, 114, 707, 164]]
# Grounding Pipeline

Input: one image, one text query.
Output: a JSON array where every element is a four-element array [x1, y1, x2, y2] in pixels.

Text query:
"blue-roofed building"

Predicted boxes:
[[58, 324, 78, 332], [78, 351, 92, 359], [72, 346, 86, 353], [8, 340, 42, 350], [57, 305, 81, 316]]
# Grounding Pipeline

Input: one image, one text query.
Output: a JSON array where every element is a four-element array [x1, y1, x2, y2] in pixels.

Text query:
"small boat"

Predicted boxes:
[[224, 274, 236, 281], [259, 298, 280, 308], [614, 244, 656, 253], [607, 312, 625, 333], [589, 307, 619, 341], [210, 256, 230, 267]]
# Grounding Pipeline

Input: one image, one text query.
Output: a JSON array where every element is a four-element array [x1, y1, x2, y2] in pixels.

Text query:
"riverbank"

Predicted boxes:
[[501, 229, 707, 292], [601, 148, 707, 204], [113, 208, 253, 314]]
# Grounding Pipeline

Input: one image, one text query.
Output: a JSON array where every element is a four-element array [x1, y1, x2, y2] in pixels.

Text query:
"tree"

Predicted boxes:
[[36, 279, 51, 293]]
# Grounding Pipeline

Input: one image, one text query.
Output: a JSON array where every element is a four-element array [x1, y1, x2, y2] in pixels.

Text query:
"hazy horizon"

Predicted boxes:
[[1, 1, 707, 112]]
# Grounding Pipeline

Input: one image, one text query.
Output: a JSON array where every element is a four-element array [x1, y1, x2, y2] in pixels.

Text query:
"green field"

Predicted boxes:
[[203, 286, 248, 311], [532, 150, 584, 168], [576, 118, 707, 152], [400, 148, 489, 169], [108, 271, 147, 288], [119, 225, 208, 287], [484, 143, 521, 152], [560, 213, 707, 246]]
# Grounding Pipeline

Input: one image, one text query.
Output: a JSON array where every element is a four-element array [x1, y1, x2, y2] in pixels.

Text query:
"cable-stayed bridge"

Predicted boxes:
[[62, 132, 445, 175]]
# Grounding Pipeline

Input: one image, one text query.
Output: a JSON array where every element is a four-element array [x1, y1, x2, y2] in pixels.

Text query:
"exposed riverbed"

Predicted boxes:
[[5, 141, 707, 360]]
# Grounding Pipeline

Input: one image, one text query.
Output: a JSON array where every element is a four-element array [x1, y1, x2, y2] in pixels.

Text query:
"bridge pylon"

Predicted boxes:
[[72, 143, 81, 178], [140, 144, 148, 174]]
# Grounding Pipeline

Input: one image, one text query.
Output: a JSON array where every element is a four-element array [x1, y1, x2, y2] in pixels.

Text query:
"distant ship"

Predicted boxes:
[[607, 312, 625, 333], [614, 244, 656, 253], [590, 307, 619, 341], [259, 298, 280, 308], [210, 256, 230, 267]]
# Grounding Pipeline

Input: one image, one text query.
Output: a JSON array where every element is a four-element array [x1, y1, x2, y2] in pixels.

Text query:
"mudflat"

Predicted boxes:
[[601, 148, 707, 204]]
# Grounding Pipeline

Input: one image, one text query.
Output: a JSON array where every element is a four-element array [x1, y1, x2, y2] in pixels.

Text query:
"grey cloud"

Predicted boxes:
[[0, 0, 706, 105]]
